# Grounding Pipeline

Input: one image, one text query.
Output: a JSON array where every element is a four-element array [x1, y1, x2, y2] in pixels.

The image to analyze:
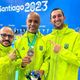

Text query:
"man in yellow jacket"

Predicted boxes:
[[0, 26, 16, 80], [15, 12, 49, 80], [44, 8, 80, 80]]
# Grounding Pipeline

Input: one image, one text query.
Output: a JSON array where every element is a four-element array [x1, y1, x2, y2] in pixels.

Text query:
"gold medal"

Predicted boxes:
[[27, 49, 34, 57]]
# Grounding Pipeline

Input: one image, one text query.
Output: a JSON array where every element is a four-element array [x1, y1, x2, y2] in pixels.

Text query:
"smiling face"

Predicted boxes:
[[50, 9, 65, 29], [26, 12, 40, 33], [0, 27, 14, 47]]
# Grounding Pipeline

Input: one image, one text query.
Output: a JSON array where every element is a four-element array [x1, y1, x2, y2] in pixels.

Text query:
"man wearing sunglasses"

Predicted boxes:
[[0, 26, 16, 80], [0, 27, 14, 47]]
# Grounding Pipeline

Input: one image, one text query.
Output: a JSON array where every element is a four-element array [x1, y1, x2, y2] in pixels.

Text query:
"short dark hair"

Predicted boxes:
[[50, 8, 64, 19]]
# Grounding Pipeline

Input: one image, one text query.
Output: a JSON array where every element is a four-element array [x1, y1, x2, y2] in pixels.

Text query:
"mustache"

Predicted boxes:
[[3, 40, 11, 44]]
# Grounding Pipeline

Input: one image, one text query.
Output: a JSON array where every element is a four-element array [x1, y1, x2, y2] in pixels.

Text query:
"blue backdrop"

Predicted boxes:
[[0, 0, 80, 34], [0, 0, 80, 79]]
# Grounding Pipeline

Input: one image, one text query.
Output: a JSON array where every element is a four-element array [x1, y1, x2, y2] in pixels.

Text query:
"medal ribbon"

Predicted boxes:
[[15, 67, 19, 80], [27, 33, 38, 49]]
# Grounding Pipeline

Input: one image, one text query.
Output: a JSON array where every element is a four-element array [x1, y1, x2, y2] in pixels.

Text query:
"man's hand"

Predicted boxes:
[[49, 40, 61, 53], [21, 56, 31, 68], [53, 44, 61, 53], [8, 50, 16, 60], [37, 70, 44, 76]]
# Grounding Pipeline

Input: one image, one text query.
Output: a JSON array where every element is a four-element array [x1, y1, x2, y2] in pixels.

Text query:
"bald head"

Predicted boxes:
[[0, 27, 14, 35], [27, 12, 40, 22], [26, 12, 40, 33]]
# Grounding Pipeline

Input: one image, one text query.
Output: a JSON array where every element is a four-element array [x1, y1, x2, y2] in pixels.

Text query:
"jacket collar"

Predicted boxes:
[[23, 31, 43, 38], [51, 24, 74, 35], [0, 43, 12, 52]]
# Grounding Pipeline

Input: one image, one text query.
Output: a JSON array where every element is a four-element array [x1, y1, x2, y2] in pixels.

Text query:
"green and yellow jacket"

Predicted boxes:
[[0, 44, 16, 80], [44, 24, 80, 80], [15, 31, 49, 80]]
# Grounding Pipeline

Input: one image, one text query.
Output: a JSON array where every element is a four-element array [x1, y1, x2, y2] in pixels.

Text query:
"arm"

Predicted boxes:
[[58, 34, 80, 66], [39, 40, 50, 77]]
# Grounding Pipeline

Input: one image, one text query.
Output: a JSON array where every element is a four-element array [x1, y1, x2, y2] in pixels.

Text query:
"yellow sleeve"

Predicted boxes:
[[40, 40, 50, 77], [59, 34, 80, 66], [0, 55, 11, 65]]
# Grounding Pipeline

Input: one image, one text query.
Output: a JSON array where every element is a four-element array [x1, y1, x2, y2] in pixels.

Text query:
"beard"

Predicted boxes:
[[1, 40, 11, 47]]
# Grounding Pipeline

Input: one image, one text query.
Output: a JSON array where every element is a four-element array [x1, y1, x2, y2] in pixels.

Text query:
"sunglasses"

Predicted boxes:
[[0, 33, 14, 39]]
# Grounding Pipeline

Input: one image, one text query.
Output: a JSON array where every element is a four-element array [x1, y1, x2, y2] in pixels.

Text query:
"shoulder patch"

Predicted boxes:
[[64, 43, 69, 49], [22, 47, 25, 50], [39, 46, 43, 51]]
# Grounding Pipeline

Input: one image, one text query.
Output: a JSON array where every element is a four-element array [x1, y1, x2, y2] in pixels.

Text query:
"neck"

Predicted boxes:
[[55, 24, 64, 30], [28, 31, 36, 34]]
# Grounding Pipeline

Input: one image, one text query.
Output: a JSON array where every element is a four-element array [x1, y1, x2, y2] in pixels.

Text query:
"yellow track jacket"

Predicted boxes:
[[0, 44, 16, 80], [44, 24, 80, 80], [15, 31, 49, 80]]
